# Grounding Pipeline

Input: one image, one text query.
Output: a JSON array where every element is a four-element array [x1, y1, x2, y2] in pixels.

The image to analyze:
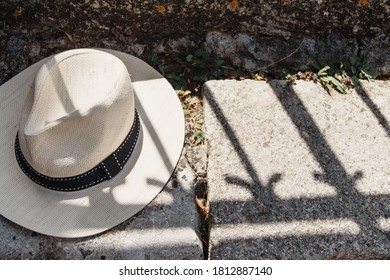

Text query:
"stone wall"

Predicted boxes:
[[3, 0, 389, 38], [1, 0, 389, 82]]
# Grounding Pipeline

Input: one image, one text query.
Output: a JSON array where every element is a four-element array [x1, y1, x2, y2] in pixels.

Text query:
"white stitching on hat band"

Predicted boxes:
[[14, 110, 140, 192]]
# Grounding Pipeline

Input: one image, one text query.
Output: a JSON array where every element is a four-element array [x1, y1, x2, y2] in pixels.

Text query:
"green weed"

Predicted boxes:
[[192, 129, 205, 145], [312, 55, 377, 94], [346, 55, 377, 86], [165, 46, 224, 90], [316, 65, 347, 94]]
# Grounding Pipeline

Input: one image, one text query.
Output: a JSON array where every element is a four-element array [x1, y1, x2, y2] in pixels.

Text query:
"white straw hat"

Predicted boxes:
[[0, 48, 184, 238]]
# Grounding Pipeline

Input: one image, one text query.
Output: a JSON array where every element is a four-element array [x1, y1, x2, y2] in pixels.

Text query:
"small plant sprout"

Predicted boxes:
[[192, 129, 205, 145], [347, 55, 377, 86], [317, 65, 346, 94], [312, 55, 377, 94]]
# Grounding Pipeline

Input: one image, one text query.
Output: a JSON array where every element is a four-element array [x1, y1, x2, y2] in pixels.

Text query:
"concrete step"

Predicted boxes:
[[204, 79, 390, 259]]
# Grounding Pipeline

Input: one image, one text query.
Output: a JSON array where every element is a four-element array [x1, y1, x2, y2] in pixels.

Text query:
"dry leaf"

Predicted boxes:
[[195, 196, 207, 218]]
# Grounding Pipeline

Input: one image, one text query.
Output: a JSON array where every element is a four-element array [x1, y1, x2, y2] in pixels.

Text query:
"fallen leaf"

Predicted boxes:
[[195, 196, 208, 218]]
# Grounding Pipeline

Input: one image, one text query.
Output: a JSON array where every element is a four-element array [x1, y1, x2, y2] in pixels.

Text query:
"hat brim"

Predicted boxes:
[[0, 49, 185, 238]]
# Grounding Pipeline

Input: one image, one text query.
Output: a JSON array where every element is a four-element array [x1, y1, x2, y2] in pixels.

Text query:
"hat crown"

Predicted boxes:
[[18, 49, 135, 178]]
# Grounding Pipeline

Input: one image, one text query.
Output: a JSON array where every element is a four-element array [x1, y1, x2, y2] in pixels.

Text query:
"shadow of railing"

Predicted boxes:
[[205, 80, 390, 259], [355, 85, 390, 138]]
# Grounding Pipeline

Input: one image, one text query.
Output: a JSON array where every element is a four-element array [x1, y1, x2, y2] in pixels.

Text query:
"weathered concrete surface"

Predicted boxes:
[[0, 154, 203, 260], [204, 79, 390, 259]]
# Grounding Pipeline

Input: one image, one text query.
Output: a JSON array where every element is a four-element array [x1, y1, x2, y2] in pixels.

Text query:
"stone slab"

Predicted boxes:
[[204, 79, 390, 259], [0, 154, 203, 260]]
